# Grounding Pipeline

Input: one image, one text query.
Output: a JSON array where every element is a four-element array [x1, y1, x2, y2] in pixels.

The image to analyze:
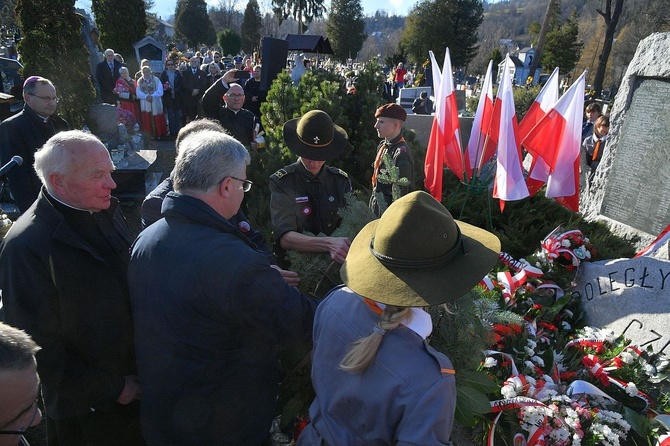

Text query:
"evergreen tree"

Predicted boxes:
[[92, 0, 146, 58], [272, 0, 326, 34], [541, 9, 582, 75], [16, 0, 95, 127], [217, 29, 242, 56], [240, 0, 262, 53], [326, 0, 366, 62], [174, 0, 217, 49], [400, 0, 483, 67]]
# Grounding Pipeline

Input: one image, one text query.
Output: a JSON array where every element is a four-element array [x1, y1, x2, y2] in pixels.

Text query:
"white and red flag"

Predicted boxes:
[[519, 67, 560, 196], [634, 223, 670, 258], [491, 55, 529, 211], [464, 60, 494, 179], [424, 48, 463, 200], [522, 71, 586, 212]]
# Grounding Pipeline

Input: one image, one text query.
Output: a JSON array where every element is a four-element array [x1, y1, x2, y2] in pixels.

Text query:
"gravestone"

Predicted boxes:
[[581, 32, 670, 252], [574, 256, 670, 353], [133, 36, 167, 75]]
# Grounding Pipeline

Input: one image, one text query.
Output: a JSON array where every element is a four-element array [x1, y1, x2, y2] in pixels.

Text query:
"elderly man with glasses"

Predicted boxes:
[[0, 76, 69, 214], [217, 83, 263, 150], [128, 129, 317, 445], [0, 322, 41, 446]]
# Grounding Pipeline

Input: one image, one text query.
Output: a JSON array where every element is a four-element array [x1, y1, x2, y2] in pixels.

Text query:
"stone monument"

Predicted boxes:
[[582, 32, 670, 253], [574, 256, 670, 353]]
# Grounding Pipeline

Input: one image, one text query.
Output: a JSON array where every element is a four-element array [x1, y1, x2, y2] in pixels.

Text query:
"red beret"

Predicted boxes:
[[375, 103, 407, 122]]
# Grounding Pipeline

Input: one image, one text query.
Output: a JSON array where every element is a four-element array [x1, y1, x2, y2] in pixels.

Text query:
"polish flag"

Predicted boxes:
[[522, 72, 586, 212], [464, 60, 494, 179], [634, 223, 670, 258], [424, 48, 463, 200], [519, 67, 560, 195], [491, 55, 528, 211]]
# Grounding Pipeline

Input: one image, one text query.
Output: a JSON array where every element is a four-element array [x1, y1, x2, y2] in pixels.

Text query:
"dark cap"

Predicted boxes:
[[375, 103, 407, 122]]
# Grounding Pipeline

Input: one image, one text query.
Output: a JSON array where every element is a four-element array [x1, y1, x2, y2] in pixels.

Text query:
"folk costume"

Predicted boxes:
[[136, 73, 167, 139], [114, 76, 141, 124]]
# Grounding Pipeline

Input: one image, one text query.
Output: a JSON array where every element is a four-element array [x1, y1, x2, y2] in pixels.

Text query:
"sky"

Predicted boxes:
[[75, 0, 415, 22]]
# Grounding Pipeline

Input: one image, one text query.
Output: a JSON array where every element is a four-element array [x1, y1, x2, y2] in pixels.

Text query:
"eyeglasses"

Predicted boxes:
[[0, 400, 41, 436], [27, 93, 59, 103], [225, 93, 244, 99], [228, 176, 253, 192]]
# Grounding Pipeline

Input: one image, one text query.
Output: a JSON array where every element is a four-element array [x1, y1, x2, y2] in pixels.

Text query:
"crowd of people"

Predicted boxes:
[[0, 100, 501, 445], [0, 43, 502, 444], [0, 44, 614, 446], [93, 47, 264, 145]]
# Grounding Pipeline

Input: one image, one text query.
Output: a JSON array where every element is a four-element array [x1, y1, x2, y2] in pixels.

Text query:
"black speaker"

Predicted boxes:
[[260, 37, 288, 92]]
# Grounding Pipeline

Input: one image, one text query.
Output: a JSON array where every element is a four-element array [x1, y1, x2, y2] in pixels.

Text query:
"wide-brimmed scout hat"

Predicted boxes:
[[283, 110, 348, 161], [341, 191, 500, 307]]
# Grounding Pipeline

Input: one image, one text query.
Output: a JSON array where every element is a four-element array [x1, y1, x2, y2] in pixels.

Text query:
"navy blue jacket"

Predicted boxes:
[[128, 192, 317, 445]]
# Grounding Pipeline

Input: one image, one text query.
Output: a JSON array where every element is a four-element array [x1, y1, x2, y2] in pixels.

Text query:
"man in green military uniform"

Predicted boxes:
[[269, 110, 352, 267], [370, 103, 414, 216]]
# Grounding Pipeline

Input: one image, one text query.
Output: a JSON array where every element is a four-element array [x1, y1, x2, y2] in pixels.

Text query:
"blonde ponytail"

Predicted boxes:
[[339, 305, 411, 373]]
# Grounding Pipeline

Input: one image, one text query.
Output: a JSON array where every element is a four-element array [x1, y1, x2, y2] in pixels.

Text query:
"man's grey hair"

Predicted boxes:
[[34, 130, 105, 193], [0, 322, 40, 371], [174, 130, 250, 195], [175, 119, 227, 154], [23, 77, 54, 96]]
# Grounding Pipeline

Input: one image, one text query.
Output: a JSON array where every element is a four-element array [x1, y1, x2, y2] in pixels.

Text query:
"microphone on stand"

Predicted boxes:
[[0, 156, 23, 179]]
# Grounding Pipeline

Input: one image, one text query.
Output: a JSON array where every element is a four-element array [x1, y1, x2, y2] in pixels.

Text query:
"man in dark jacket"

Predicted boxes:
[[0, 76, 69, 214], [0, 130, 145, 445], [96, 48, 122, 104], [128, 129, 317, 445], [159, 58, 183, 137], [181, 56, 207, 123], [218, 83, 262, 149]]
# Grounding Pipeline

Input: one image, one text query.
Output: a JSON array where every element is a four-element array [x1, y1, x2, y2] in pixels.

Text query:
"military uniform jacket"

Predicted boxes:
[[371, 133, 413, 213], [269, 161, 351, 243]]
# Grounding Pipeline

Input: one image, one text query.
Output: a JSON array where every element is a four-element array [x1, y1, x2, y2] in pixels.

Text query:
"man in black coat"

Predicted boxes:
[[181, 56, 207, 123], [0, 130, 145, 446], [96, 48, 122, 104], [0, 76, 69, 214], [218, 83, 262, 149]]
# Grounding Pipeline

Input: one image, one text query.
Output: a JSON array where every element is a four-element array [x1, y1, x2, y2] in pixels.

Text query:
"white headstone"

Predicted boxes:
[[574, 256, 670, 354]]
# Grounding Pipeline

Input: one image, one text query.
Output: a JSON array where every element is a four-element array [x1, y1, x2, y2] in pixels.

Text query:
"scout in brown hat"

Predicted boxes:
[[370, 103, 413, 217], [269, 110, 352, 267], [298, 191, 501, 445]]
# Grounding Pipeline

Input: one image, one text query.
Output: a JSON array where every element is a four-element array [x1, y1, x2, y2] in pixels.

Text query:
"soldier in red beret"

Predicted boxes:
[[370, 103, 414, 216]]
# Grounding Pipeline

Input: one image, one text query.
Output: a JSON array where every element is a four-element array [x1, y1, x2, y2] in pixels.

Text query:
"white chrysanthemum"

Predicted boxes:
[[527, 339, 537, 349], [625, 382, 638, 397], [501, 384, 517, 399], [550, 426, 570, 442], [483, 357, 497, 368], [525, 346, 535, 356], [531, 355, 545, 367], [561, 321, 572, 330], [620, 351, 635, 364], [572, 433, 582, 446], [562, 239, 572, 247]]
